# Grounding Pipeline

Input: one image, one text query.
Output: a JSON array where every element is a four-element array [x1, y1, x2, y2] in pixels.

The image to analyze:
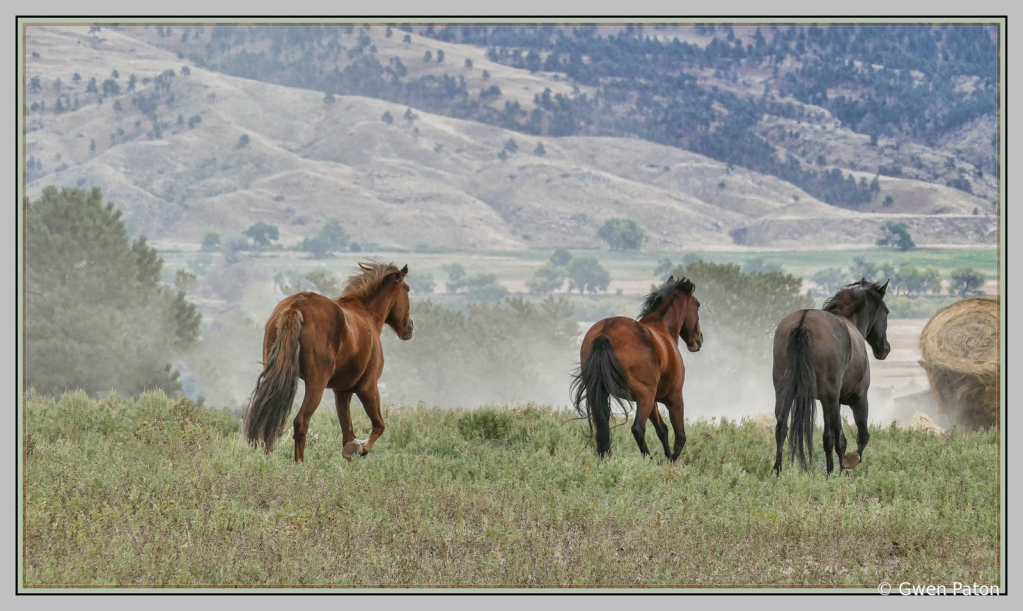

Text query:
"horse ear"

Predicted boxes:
[[879, 279, 890, 296], [667, 275, 674, 283], [399, 264, 408, 278]]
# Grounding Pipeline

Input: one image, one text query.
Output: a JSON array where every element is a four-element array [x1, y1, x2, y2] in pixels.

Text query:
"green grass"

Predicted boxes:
[[23, 391, 1000, 588]]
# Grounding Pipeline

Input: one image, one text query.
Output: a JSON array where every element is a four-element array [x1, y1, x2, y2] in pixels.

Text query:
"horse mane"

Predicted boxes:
[[639, 276, 695, 319], [341, 260, 401, 299], [822, 278, 888, 317]]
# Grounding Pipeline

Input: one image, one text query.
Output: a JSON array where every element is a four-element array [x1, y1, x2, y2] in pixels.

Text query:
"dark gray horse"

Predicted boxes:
[[772, 278, 891, 476]]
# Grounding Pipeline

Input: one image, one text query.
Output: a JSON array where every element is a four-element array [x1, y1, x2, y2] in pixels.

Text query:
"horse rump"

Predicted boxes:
[[571, 336, 632, 457], [243, 309, 303, 452]]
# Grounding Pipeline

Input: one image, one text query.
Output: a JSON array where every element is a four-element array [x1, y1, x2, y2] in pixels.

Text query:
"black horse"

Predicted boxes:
[[772, 278, 891, 476]]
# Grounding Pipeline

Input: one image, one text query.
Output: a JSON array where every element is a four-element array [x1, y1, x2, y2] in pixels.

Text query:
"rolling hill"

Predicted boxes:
[[24, 24, 998, 251]]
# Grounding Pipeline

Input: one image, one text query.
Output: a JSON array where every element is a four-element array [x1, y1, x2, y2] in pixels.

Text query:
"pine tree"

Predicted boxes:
[[25, 186, 201, 396]]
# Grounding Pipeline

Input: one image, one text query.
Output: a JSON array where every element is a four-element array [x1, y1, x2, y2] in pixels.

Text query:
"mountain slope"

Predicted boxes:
[[24, 25, 997, 251]]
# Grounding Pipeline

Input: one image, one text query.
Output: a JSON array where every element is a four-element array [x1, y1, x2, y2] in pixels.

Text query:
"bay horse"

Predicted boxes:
[[772, 278, 890, 476], [243, 261, 413, 462], [571, 276, 703, 460]]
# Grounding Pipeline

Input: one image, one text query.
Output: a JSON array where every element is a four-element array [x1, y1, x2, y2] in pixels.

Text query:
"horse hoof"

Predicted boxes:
[[841, 453, 860, 469], [342, 441, 364, 460]]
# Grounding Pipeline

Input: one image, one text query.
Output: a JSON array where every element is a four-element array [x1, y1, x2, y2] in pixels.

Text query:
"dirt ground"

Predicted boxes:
[[873, 318, 930, 394], [869, 318, 958, 428]]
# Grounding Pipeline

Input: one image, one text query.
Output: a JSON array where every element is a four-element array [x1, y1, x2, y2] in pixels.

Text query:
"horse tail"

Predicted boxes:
[[243, 309, 304, 452], [785, 311, 818, 471], [571, 336, 632, 457]]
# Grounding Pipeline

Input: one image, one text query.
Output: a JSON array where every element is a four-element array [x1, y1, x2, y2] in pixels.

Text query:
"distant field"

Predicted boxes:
[[160, 246, 999, 296], [23, 391, 1000, 589]]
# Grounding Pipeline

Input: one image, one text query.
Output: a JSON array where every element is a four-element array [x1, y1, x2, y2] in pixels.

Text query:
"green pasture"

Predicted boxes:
[[22, 391, 1000, 588]]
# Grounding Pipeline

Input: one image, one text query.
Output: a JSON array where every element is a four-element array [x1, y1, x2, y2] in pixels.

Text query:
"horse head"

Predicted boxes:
[[384, 264, 414, 341], [672, 276, 703, 352], [864, 278, 890, 360]]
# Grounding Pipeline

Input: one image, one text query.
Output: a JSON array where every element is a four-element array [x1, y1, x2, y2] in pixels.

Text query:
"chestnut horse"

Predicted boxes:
[[243, 261, 413, 462], [571, 276, 703, 460], [772, 278, 890, 476]]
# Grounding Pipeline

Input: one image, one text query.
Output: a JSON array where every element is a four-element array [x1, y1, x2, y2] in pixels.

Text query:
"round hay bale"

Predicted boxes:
[[918, 297, 1000, 430]]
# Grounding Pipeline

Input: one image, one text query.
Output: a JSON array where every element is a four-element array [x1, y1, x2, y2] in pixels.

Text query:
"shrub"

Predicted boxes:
[[443, 263, 468, 293], [466, 274, 509, 303], [946, 177, 973, 194], [949, 266, 986, 297], [201, 232, 220, 251], [673, 260, 813, 350], [526, 265, 566, 295], [567, 258, 611, 294], [243, 221, 278, 247], [550, 248, 572, 267], [742, 257, 783, 273], [300, 219, 349, 258], [597, 218, 646, 251], [407, 272, 436, 294], [457, 407, 512, 441], [812, 267, 848, 297], [876, 221, 916, 251], [305, 270, 340, 296]]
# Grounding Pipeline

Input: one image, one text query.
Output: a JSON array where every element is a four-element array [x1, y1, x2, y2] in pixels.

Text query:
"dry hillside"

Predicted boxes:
[[24, 25, 997, 251]]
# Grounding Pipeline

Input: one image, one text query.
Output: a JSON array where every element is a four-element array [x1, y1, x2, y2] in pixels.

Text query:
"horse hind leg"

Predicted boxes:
[[649, 404, 672, 459], [335, 391, 363, 462], [834, 407, 851, 472], [630, 392, 657, 458], [347, 380, 386, 458], [821, 395, 842, 476], [773, 387, 788, 476], [663, 392, 687, 463], [848, 394, 870, 465], [294, 379, 328, 463]]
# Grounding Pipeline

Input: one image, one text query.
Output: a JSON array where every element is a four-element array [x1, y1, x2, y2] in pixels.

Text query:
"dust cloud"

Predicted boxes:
[[177, 258, 920, 430]]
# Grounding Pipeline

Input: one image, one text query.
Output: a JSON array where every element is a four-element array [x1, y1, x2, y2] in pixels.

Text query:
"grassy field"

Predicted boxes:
[[22, 391, 1000, 589]]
